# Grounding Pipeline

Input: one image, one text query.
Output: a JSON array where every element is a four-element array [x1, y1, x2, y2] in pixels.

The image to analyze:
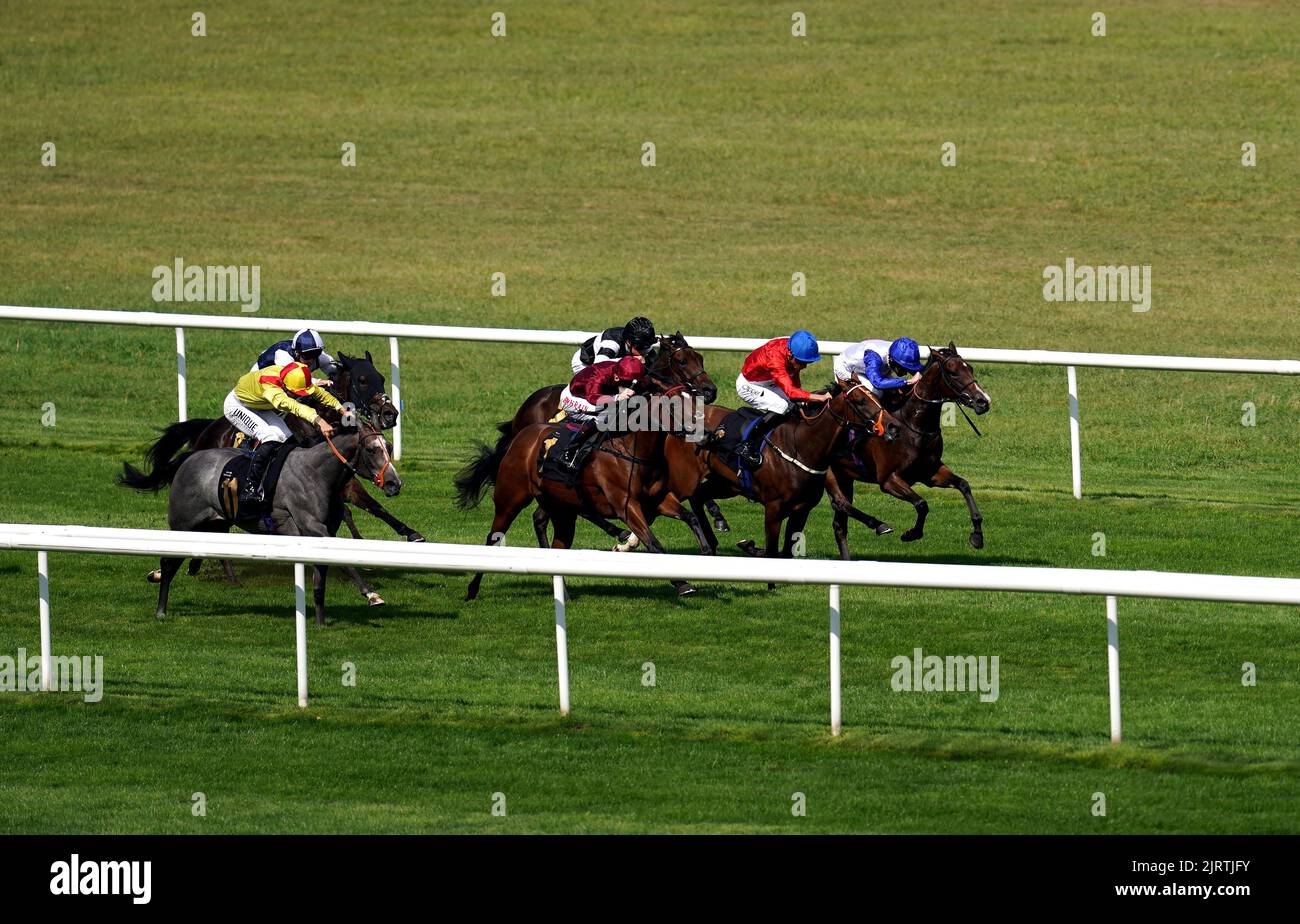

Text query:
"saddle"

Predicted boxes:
[[707, 407, 767, 470], [538, 422, 605, 486], [217, 441, 298, 529]]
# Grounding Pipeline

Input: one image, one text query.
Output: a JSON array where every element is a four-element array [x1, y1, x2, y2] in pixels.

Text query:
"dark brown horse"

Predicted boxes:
[[460, 386, 709, 600], [825, 343, 991, 559], [455, 332, 723, 546], [663, 382, 890, 577]]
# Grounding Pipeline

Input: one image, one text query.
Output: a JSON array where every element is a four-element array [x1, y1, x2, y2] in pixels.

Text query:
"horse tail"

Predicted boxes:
[[171, 417, 217, 450], [117, 420, 203, 491], [453, 420, 513, 510]]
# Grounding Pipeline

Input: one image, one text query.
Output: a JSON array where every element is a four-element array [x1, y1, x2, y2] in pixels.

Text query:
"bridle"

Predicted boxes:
[[644, 338, 713, 397], [323, 424, 396, 489], [907, 351, 984, 436]]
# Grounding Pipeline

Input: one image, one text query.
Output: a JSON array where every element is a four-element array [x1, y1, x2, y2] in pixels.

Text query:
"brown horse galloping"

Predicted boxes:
[[460, 386, 710, 601], [825, 343, 991, 559], [454, 332, 723, 545], [663, 382, 890, 575]]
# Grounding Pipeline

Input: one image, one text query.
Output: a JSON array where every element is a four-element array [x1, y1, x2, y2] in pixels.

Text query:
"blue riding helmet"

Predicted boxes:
[[788, 330, 821, 363], [293, 328, 325, 355], [888, 337, 923, 372]]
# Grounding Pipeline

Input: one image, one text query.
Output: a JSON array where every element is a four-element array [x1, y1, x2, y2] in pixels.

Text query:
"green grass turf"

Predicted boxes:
[[1, 0, 1298, 833]]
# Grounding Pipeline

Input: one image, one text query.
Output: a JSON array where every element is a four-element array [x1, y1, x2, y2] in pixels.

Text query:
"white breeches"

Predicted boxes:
[[831, 355, 880, 394], [559, 386, 600, 422], [223, 390, 293, 443], [735, 374, 792, 414]]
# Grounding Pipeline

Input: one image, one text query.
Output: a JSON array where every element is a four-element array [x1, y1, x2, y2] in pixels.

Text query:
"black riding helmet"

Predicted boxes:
[[622, 316, 656, 354]]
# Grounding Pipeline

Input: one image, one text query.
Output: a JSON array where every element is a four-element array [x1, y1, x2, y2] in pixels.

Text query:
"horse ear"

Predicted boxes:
[[337, 350, 350, 363], [947, 340, 956, 351], [365, 350, 373, 363]]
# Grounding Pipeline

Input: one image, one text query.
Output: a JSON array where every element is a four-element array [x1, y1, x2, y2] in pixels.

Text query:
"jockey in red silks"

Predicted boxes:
[[731, 330, 830, 468], [556, 355, 645, 468]]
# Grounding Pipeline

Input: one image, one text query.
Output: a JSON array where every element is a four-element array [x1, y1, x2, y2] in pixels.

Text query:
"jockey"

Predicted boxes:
[[556, 355, 645, 469], [253, 328, 340, 379], [833, 337, 924, 395], [224, 361, 343, 502], [570, 316, 657, 375], [732, 330, 830, 468]]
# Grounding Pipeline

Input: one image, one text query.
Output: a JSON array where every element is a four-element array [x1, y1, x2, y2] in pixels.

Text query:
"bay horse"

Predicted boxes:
[[460, 386, 711, 600], [662, 382, 890, 578], [119, 422, 400, 625], [455, 332, 723, 547], [825, 343, 991, 559]]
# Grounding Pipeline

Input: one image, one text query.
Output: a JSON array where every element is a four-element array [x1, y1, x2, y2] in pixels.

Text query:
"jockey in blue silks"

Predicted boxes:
[[833, 337, 924, 394]]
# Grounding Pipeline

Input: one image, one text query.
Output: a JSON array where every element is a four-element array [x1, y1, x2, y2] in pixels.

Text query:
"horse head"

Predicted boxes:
[[645, 332, 718, 404], [335, 350, 400, 430], [923, 342, 990, 415]]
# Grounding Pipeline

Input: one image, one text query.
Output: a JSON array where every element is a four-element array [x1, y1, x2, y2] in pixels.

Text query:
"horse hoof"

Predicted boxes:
[[674, 581, 696, 597], [901, 530, 923, 543], [767, 582, 777, 591], [969, 533, 985, 550], [406, 532, 426, 543], [875, 523, 894, 535], [614, 534, 641, 553], [736, 540, 759, 557], [153, 611, 166, 620], [146, 570, 161, 583], [714, 519, 730, 533], [367, 593, 385, 606]]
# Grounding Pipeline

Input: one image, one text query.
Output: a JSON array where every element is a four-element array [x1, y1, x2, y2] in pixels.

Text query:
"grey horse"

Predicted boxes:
[[119, 424, 400, 625]]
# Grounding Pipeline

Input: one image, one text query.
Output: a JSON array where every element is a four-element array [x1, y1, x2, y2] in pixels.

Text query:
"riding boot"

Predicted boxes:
[[561, 420, 597, 470], [239, 441, 279, 503], [735, 411, 782, 468]]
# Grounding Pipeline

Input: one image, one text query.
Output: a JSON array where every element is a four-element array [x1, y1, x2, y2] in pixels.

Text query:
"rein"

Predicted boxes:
[[323, 426, 395, 488]]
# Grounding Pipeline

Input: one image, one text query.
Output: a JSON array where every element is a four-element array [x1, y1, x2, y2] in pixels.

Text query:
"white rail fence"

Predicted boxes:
[[5, 523, 1299, 741], [4, 305, 1298, 497]]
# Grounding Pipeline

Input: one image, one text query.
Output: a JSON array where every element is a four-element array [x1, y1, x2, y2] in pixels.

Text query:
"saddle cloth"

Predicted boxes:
[[217, 441, 298, 527]]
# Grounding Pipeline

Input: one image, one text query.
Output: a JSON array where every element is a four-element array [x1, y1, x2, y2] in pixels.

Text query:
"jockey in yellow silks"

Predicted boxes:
[[223, 362, 342, 501]]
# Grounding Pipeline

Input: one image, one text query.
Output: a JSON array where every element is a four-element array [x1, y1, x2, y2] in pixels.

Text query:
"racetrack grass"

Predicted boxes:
[[1, 0, 1298, 832]]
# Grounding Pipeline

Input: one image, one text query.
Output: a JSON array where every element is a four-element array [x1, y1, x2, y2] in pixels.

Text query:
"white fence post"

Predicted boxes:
[[38, 551, 52, 692], [388, 336, 402, 461], [829, 584, 842, 736], [554, 575, 570, 715], [295, 563, 308, 708], [175, 327, 187, 422], [1067, 365, 1082, 499], [1106, 595, 1121, 744]]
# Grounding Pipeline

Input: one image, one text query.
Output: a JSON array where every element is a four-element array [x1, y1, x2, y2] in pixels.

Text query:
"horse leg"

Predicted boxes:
[[532, 507, 550, 548], [220, 559, 240, 586], [881, 473, 929, 543], [341, 565, 384, 606], [154, 556, 184, 619], [688, 495, 720, 553], [705, 498, 730, 533], [341, 478, 425, 542], [762, 502, 783, 589], [341, 503, 363, 540], [926, 463, 984, 550], [313, 564, 329, 626], [782, 504, 814, 559], [659, 494, 712, 555], [827, 470, 891, 562], [467, 490, 529, 601], [623, 502, 695, 597]]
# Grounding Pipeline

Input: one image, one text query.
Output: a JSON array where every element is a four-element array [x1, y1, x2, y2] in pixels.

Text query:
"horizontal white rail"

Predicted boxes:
[[6, 523, 1297, 741], [3, 305, 1298, 374], [5, 524, 1300, 604]]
